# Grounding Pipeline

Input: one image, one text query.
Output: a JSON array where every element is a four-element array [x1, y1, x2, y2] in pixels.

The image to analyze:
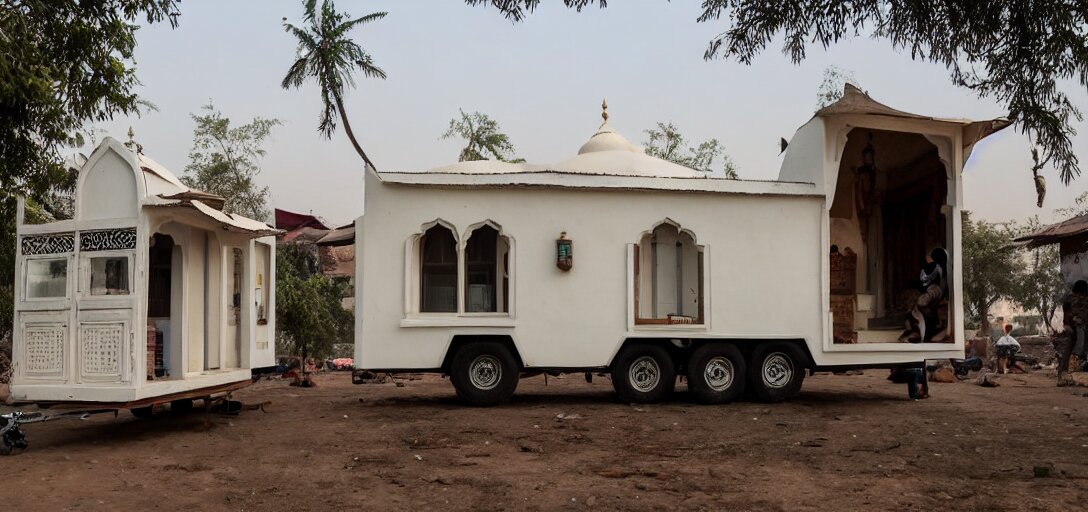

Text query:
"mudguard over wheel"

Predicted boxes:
[[687, 343, 746, 404], [449, 342, 520, 406], [611, 344, 676, 403], [748, 343, 806, 403]]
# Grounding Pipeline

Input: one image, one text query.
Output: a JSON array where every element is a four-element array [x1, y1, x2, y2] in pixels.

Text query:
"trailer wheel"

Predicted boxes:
[[611, 344, 676, 403], [687, 343, 746, 404], [449, 342, 520, 406], [748, 343, 806, 403], [171, 399, 194, 413], [130, 405, 154, 418]]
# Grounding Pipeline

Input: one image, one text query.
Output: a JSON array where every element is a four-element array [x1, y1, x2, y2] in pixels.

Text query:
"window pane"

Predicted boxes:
[[421, 225, 457, 312], [26, 258, 68, 299], [90, 256, 130, 295], [465, 226, 498, 312]]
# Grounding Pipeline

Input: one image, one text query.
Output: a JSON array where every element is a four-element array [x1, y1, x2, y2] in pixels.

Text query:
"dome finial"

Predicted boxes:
[[601, 98, 609, 122]]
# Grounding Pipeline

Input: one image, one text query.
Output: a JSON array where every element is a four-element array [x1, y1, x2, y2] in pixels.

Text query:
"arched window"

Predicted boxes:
[[635, 221, 704, 325], [420, 224, 458, 312], [464, 224, 510, 313]]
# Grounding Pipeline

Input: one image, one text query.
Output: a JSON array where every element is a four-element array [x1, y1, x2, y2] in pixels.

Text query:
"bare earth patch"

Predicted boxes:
[[2, 371, 1087, 511]]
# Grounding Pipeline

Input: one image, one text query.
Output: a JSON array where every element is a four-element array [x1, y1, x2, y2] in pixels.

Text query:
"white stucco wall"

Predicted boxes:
[[357, 167, 949, 371]]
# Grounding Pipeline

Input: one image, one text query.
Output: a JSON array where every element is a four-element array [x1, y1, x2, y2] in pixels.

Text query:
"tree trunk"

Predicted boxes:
[[333, 93, 375, 171], [977, 300, 992, 336]]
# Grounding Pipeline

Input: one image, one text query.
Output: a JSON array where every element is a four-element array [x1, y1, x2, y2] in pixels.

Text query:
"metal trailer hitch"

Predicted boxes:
[[1, 409, 113, 456]]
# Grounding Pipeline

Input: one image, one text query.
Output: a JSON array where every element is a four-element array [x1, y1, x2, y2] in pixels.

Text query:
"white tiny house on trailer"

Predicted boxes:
[[355, 87, 1009, 405], [10, 136, 278, 405]]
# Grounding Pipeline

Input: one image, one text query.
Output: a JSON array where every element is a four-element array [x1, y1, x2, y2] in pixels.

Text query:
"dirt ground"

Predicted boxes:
[[2, 370, 1088, 511]]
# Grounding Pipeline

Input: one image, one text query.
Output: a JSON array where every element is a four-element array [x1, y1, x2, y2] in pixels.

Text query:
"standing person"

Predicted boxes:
[[888, 367, 930, 400], [1056, 280, 1088, 385], [995, 324, 1021, 374]]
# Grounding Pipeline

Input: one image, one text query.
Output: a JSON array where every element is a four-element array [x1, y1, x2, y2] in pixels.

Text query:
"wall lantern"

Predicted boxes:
[[556, 232, 573, 271]]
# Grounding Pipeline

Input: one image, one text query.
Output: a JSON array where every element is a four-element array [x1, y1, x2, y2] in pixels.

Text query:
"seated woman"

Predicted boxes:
[[899, 248, 948, 343]]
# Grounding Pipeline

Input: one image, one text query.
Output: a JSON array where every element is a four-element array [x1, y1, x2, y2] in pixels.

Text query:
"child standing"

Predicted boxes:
[[995, 324, 1021, 374]]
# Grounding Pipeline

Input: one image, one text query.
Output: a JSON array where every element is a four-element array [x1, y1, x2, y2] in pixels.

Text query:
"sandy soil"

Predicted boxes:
[[2, 370, 1087, 511]]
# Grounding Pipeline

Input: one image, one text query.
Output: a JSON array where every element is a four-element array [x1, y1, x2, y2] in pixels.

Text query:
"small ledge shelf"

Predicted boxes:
[[400, 316, 516, 328]]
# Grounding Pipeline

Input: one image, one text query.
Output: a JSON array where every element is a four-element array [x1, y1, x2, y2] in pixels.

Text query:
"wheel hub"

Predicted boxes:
[[703, 356, 735, 391], [629, 356, 661, 392], [762, 353, 793, 389], [469, 355, 502, 390]]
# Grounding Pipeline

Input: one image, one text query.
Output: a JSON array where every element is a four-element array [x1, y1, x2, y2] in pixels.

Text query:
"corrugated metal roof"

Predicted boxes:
[[1015, 214, 1088, 248]]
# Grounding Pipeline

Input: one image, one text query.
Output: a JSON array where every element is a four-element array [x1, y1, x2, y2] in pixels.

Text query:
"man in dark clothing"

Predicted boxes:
[[1055, 280, 1088, 386]]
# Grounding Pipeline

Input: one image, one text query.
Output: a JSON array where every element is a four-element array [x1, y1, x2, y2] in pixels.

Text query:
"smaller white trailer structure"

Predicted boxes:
[[9, 136, 278, 409], [355, 86, 1010, 405]]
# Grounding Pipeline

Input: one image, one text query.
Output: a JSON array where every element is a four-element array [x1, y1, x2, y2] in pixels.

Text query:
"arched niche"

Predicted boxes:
[[76, 140, 141, 221], [634, 219, 704, 324]]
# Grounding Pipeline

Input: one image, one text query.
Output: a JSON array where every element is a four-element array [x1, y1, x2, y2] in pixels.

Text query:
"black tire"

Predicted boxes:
[[171, 399, 194, 413], [748, 343, 806, 403], [130, 405, 154, 418], [449, 342, 520, 406], [687, 343, 747, 404], [611, 344, 676, 404]]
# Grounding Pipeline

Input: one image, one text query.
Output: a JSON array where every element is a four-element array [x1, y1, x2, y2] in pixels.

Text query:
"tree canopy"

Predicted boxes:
[[469, 0, 1088, 189], [643, 122, 738, 178], [816, 66, 859, 109], [282, 0, 386, 170], [0, 0, 180, 198], [961, 213, 1021, 330], [181, 103, 280, 221], [275, 243, 353, 360], [442, 109, 522, 162]]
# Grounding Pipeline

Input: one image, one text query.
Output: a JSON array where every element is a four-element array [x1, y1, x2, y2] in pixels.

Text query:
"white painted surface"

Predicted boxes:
[[356, 100, 1005, 372], [11, 137, 277, 404]]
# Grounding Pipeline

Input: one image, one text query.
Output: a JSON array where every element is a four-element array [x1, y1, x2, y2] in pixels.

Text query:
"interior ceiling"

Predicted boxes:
[[843, 129, 938, 172]]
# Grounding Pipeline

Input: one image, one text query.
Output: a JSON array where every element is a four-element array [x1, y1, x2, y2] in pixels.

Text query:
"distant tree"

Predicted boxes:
[[441, 109, 522, 162], [1056, 191, 1088, 219], [644, 122, 738, 178], [0, 0, 180, 198], [962, 213, 1022, 332], [275, 243, 354, 360], [282, 0, 387, 170], [815, 66, 859, 109], [471, 0, 1088, 188], [181, 104, 280, 221]]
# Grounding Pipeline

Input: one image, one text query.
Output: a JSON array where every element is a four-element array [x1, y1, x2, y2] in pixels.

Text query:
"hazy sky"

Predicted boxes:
[[93, 0, 1088, 227]]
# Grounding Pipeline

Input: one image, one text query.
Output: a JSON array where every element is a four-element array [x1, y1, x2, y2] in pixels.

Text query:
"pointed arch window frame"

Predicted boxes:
[[403, 219, 516, 324], [627, 218, 710, 331]]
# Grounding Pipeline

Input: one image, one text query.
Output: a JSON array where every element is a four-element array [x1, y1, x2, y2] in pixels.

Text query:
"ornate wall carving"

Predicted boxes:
[[80, 228, 137, 252], [23, 324, 66, 376], [21, 234, 75, 255], [80, 323, 124, 378]]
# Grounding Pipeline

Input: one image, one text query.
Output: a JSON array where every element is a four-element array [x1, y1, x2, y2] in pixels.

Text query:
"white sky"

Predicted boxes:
[[92, 0, 1088, 227]]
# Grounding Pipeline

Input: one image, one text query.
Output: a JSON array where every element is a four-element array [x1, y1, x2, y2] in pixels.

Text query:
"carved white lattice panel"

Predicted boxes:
[[23, 324, 66, 377], [80, 323, 124, 379]]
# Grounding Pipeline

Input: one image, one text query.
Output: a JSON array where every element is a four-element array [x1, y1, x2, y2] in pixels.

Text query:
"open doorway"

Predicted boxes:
[[829, 129, 952, 343], [147, 233, 182, 378]]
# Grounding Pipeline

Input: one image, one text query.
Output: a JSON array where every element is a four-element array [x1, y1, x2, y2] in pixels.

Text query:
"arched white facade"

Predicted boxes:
[[10, 137, 280, 404]]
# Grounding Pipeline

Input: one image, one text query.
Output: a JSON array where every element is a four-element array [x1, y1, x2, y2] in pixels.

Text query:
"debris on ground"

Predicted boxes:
[[977, 371, 1000, 387]]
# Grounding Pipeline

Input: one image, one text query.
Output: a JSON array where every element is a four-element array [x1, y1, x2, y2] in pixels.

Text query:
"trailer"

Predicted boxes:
[[1, 379, 260, 455], [353, 87, 1010, 405], [8, 135, 279, 411]]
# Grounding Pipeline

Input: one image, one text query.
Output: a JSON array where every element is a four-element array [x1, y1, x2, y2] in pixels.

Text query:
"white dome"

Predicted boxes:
[[404, 100, 706, 179], [577, 121, 644, 155]]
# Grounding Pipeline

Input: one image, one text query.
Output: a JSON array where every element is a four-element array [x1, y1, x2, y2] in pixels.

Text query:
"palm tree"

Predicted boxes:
[[282, 0, 386, 170], [441, 109, 522, 162]]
